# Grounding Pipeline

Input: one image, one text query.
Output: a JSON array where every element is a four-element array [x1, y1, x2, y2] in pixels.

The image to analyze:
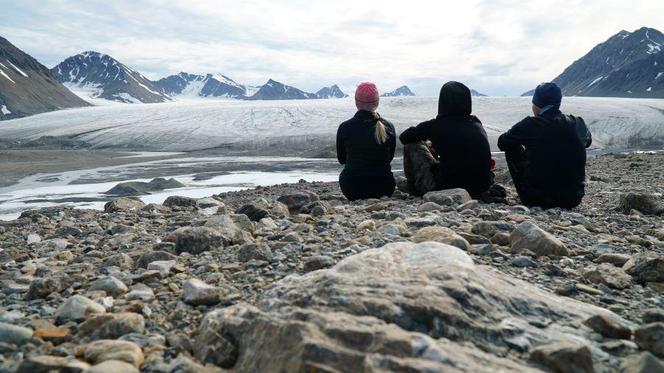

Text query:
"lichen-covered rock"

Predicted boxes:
[[77, 339, 144, 368], [195, 242, 624, 371]]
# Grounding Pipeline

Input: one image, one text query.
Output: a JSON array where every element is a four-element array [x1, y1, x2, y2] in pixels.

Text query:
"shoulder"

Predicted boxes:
[[338, 117, 355, 131]]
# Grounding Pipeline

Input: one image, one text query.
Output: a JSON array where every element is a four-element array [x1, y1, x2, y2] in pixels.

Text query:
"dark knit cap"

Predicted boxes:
[[532, 82, 562, 109]]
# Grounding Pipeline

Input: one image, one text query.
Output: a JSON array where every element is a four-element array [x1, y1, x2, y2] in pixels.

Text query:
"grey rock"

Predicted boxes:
[[510, 221, 569, 257], [303, 255, 334, 272], [634, 322, 664, 358], [411, 226, 471, 251], [619, 192, 664, 215], [55, 295, 106, 324], [104, 197, 145, 213], [147, 260, 176, 275], [165, 226, 225, 254], [619, 352, 664, 373], [596, 253, 631, 267], [582, 263, 633, 290], [182, 279, 222, 306], [643, 309, 664, 324], [163, 195, 198, 209], [79, 312, 146, 340], [84, 360, 139, 373], [623, 253, 664, 284], [16, 356, 90, 373], [136, 251, 177, 268], [423, 188, 471, 206], [511, 256, 539, 268], [89, 276, 129, 297], [530, 342, 595, 373], [277, 192, 319, 213], [584, 314, 632, 339], [79, 339, 144, 368], [125, 284, 154, 301], [0, 322, 33, 345], [237, 243, 273, 262]]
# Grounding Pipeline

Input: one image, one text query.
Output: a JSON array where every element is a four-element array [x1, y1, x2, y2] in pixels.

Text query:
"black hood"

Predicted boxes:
[[438, 81, 472, 117]]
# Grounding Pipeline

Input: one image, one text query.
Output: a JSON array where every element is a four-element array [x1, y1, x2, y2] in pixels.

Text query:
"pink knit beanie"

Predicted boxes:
[[355, 82, 380, 111]]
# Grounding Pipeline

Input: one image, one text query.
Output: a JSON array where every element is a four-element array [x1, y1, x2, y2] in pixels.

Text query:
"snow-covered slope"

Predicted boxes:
[[0, 36, 89, 120], [248, 79, 318, 100], [382, 86, 415, 97], [524, 27, 664, 98], [316, 85, 348, 99], [154, 72, 250, 99], [0, 97, 662, 153], [52, 51, 171, 104]]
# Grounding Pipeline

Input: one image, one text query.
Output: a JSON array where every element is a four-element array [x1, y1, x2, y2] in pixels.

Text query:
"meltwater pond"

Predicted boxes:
[[0, 155, 344, 221]]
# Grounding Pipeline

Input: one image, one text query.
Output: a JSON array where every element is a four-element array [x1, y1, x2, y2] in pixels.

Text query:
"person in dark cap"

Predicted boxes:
[[498, 82, 592, 209], [399, 81, 497, 199]]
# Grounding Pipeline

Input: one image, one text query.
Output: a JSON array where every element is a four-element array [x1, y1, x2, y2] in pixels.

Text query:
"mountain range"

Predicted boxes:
[[0, 37, 89, 120], [2, 27, 662, 120], [523, 27, 663, 98]]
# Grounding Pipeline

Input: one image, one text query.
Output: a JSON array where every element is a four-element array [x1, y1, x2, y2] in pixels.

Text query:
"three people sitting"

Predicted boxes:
[[336, 81, 592, 210]]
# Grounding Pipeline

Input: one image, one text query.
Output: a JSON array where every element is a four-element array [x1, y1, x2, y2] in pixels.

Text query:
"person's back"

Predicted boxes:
[[337, 83, 396, 201], [498, 83, 591, 209], [399, 81, 492, 197]]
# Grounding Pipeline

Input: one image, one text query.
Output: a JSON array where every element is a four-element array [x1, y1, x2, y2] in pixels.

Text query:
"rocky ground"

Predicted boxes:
[[0, 151, 663, 372]]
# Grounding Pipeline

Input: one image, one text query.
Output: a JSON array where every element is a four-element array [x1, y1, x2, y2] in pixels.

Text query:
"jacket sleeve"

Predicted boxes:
[[497, 118, 532, 151], [399, 120, 432, 144], [574, 116, 592, 148], [336, 124, 346, 165], [388, 122, 396, 162]]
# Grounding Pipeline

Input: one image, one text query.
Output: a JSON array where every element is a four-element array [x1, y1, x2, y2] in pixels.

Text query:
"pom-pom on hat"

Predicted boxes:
[[355, 82, 380, 111]]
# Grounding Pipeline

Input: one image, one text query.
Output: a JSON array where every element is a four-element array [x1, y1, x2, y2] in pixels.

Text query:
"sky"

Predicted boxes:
[[0, 0, 662, 96]]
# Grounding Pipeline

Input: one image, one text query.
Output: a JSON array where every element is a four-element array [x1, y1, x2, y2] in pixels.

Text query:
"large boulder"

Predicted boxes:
[[55, 295, 106, 324], [195, 242, 627, 371], [277, 192, 319, 213], [510, 221, 569, 257], [203, 215, 244, 244], [105, 178, 184, 196]]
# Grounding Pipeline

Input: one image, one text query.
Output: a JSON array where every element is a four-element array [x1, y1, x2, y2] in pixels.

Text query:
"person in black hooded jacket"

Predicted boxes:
[[498, 83, 592, 209], [336, 82, 396, 201], [399, 81, 493, 197]]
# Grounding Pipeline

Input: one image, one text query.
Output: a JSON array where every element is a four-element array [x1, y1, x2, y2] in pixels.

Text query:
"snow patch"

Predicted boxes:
[[114, 93, 141, 103], [657, 72, 664, 80], [588, 76, 604, 87], [0, 68, 16, 84], [6, 61, 28, 78], [0, 105, 10, 115], [646, 87, 652, 92]]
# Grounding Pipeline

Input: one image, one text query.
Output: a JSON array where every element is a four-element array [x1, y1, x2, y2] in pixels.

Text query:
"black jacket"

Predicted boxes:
[[399, 81, 492, 196], [337, 110, 396, 179], [497, 110, 592, 204]]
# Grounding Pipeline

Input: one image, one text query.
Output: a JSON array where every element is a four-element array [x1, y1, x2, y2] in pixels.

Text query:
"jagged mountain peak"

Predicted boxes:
[[381, 85, 415, 97], [316, 84, 348, 99], [53, 51, 170, 104]]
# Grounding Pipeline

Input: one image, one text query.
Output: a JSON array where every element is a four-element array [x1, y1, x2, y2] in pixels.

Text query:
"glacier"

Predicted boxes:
[[0, 96, 663, 151]]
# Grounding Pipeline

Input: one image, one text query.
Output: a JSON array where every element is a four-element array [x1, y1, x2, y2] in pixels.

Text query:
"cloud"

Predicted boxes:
[[0, 0, 662, 95]]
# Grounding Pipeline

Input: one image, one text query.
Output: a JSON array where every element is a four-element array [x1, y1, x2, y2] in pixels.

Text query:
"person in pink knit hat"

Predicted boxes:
[[336, 82, 396, 201]]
